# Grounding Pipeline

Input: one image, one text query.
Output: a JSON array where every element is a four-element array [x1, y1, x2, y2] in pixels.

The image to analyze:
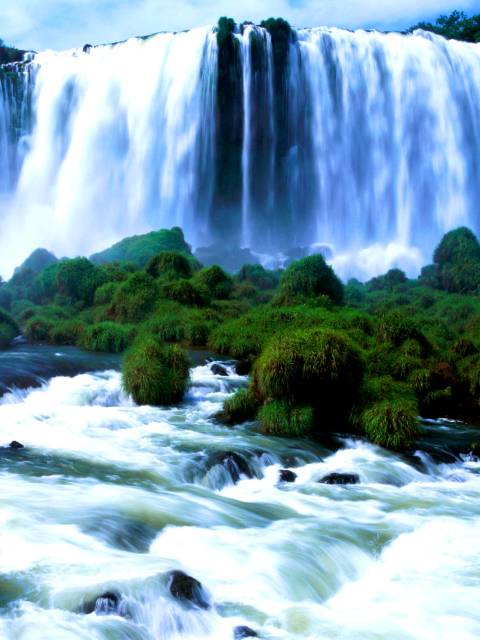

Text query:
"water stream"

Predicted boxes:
[[0, 348, 479, 638]]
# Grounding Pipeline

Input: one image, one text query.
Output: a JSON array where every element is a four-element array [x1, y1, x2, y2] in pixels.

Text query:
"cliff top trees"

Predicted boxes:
[[410, 10, 480, 43]]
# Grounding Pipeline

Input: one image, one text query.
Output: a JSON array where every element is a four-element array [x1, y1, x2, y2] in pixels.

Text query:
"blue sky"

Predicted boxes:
[[2, 0, 478, 52]]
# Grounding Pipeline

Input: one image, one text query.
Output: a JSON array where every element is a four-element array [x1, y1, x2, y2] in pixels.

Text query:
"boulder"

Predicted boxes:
[[320, 472, 359, 485], [234, 626, 258, 639], [9, 441, 24, 449], [469, 444, 480, 460], [211, 363, 228, 377], [169, 571, 208, 608], [81, 591, 119, 615], [279, 469, 297, 483], [431, 362, 458, 390], [208, 451, 254, 483], [234, 360, 251, 376]]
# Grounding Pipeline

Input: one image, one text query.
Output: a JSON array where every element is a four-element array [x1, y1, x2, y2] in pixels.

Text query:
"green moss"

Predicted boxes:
[[122, 335, 190, 405]]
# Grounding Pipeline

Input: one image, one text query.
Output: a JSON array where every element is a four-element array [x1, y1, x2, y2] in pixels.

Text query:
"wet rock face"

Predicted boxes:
[[211, 363, 228, 376], [169, 571, 209, 609], [279, 469, 297, 482], [234, 360, 251, 376], [320, 472, 359, 485], [208, 451, 254, 483], [81, 591, 119, 615], [234, 626, 258, 639], [9, 441, 24, 449]]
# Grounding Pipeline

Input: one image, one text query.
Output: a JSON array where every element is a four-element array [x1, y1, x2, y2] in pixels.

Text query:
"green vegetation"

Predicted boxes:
[[410, 11, 480, 42], [0, 40, 25, 65], [89, 227, 191, 267], [122, 335, 190, 405], [4, 224, 480, 445]]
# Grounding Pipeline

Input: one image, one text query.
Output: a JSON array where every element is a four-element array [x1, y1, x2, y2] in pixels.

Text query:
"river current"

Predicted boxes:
[[0, 347, 479, 639]]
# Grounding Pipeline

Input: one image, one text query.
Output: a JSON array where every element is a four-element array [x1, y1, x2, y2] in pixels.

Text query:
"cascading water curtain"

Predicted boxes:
[[0, 26, 479, 278]]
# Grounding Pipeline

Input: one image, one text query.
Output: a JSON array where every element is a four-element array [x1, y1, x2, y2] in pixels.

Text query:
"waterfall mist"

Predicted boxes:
[[0, 26, 479, 279]]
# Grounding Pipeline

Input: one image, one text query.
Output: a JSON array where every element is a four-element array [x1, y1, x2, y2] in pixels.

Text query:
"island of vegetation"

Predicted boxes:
[[1, 225, 480, 454]]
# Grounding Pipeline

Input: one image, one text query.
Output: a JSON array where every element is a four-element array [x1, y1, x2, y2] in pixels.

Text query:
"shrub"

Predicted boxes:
[[94, 282, 119, 306], [236, 264, 281, 290], [146, 250, 192, 280], [15, 248, 58, 274], [257, 400, 314, 436], [216, 387, 259, 425], [433, 227, 480, 268], [79, 322, 135, 352], [376, 311, 430, 354], [351, 376, 421, 450], [122, 335, 190, 405], [0, 309, 19, 348], [194, 266, 233, 300], [161, 280, 208, 306], [23, 316, 54, 342], [111, 272, 159, 322], [48, 320, 84, 345], [54, 258, 106, 305], [275, 254, 344, 306]]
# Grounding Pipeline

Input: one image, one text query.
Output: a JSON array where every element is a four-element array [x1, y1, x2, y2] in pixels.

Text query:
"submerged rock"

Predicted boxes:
[[169, 570, 208, 608], [234, 360, 251, 376], [279, 469, 297, 483], [320, 472, 359, 485], [81, 591, 119, 615], [211, 363, 228, 377], [234, 626, 258, 639], [208, 451, 254, 483], [9, 441, 24, 449]]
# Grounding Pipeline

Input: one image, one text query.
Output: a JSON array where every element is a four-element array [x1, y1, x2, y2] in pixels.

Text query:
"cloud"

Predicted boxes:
[[1, 0, 478, 52]]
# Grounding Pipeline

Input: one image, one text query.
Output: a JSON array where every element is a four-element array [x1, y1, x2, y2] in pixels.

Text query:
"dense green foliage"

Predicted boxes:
[[15, 248, 58, 274], [4, 224, 480, 446], [410, 10, 480, 42], [0, 40, 25, 65], [122, 335, 190, 405], [89, 227, 191, 267]]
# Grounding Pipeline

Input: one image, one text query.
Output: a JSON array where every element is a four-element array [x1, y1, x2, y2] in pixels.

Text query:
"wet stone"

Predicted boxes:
[[279, 469, 297, 483], [320, 472, 359, 485], [208, 451, 254, 483], [211, 363, 228, 376], [234, 626, 258, 639], [234, 360, 251, 376], [9, 441, 24, 449], [169, 570, 209, 609], [81, 591, 119, 615]]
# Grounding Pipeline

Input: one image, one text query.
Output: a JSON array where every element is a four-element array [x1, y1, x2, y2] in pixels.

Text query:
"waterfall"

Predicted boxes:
[[0, 26, 480, 278]]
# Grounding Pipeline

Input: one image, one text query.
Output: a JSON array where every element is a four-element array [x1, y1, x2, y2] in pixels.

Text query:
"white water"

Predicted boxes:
[[1, 357, 480, 638], [0, 27, 480, 277]]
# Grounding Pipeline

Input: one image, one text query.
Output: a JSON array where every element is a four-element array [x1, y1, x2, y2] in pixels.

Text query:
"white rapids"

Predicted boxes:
[[0, 358, 479, 639]]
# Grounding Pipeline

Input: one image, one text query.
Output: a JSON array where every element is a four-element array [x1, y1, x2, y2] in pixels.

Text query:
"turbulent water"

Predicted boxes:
[[0, 26, 480, 276], [1, 348, 480, 638]]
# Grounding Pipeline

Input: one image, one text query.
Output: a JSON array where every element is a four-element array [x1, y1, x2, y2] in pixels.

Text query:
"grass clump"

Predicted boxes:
[[194, 266, 233, 300], [79, 322, 135, 352], [122, 335, 190, 406], [23, 316, 54, 342], [257, 400, 314, 436], [216, 387, 260, 425], [274, 254, 344, 306]]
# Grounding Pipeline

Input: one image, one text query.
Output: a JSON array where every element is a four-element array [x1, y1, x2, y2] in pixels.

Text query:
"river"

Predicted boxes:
[[0, 346, 479, 639]]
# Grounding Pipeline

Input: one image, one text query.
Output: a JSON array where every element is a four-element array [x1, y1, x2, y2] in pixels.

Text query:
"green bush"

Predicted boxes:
[[216, 387, 259, 425], [351, 376, 421, 450], [376, 311, 430, 354], [235, 264, 281, 290], [54, 258, 106, 305], [161, 279, 208, 306], [434, 227, 480, 268], [15, 248, 58, 274], [194, 266, 233, 300], [145, 250, 193, 280], [257, 400, 314, 436], [0, 309, 19, 348], [48, 320, 84, 346], [94, 282, 119, 306], [79, 322, 135, 352], [23, 316, 54, 342], [122, 335, 190, 405], [274, 254, 344, 306], [111, 272, 159, 322]]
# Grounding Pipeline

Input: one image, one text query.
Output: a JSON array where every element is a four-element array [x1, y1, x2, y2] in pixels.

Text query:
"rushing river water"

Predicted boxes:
[[0, 347, 480, 639]]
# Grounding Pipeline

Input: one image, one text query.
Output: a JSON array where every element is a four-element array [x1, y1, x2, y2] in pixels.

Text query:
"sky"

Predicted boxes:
[[1, 0, 478, 52]]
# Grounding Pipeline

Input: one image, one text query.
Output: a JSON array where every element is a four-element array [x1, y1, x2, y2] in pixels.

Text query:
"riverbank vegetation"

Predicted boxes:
[[409, 10, 480, 42], [2, 225, 480, 451]]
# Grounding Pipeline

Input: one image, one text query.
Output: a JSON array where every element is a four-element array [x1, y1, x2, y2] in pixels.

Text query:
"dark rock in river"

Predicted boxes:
[[234, 360, 251, 376], [169, 570, 208, 608], [279, 469, 297, 483], [469, 444, 480, 460], [208, 451, 254, 483], [81, 591, 119, 615], [234, 626, 258, 639], [320, 472, 359, 485], [9, 441, 24, 449], [211, 363, 228, 376]]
